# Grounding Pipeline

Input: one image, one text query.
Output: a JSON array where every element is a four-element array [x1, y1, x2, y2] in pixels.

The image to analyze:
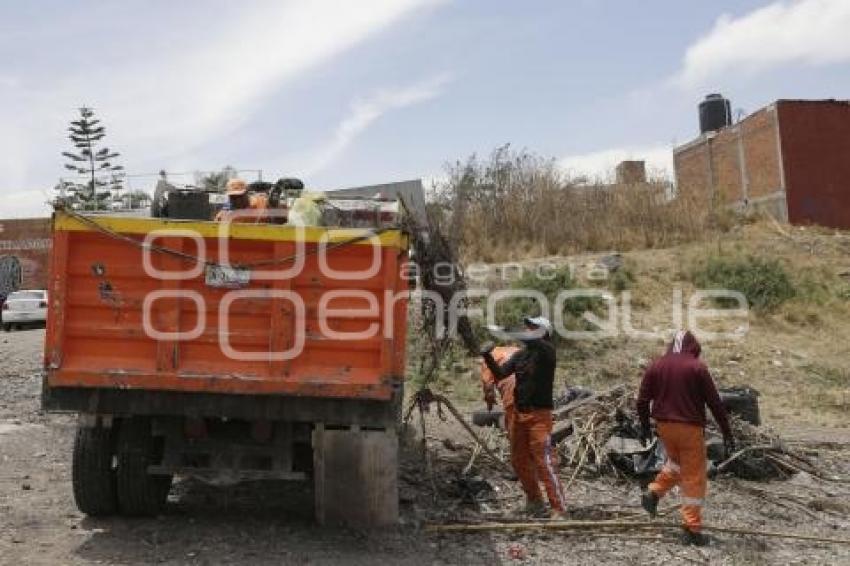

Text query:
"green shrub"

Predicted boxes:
[[690, 256, 796, 312], [470, 266, 603, 343], [793, 265, 839, 305]]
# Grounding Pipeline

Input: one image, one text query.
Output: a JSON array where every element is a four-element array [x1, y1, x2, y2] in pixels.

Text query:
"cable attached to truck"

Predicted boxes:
[[55, 204, 395, 270]]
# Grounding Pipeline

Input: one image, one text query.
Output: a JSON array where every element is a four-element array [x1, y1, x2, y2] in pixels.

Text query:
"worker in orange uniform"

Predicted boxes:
[[215, 179, 268, 223], [481, 345, 520, 436], [637, 330, 734, 546], [481, 317, 567, 519]]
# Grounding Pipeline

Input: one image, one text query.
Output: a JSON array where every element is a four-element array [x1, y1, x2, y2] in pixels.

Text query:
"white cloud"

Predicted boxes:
[[0, 0, 443, 217], [558, 144, 674, 182], [676, 0, 850, 87], [299, 74, 450, 176], [100, 0, 444, 154], [0, 190, 53, 218]]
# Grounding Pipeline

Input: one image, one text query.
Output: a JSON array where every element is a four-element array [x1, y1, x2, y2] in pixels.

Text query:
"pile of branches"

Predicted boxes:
[[718, 418, 829, 481], [546, 384, 829, 482], [403, 214, 479, 389], [551, 385, 640, 482]]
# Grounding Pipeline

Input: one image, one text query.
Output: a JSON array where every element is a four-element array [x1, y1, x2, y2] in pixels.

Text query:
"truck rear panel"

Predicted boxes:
[[44, 212, 409, 403]]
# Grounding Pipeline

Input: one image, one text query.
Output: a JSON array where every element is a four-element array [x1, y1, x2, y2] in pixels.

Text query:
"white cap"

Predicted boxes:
[[523, 316, 552, 336]]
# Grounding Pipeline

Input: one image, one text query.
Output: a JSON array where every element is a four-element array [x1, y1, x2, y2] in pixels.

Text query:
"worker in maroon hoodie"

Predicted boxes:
[[637, 330, 733, 546]]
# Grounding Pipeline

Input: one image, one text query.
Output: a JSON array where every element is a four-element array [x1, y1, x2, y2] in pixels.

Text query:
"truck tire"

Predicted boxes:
[[72, 424, 118, 516], [116, 418, 172, 516], [2, 323, 10, 332]]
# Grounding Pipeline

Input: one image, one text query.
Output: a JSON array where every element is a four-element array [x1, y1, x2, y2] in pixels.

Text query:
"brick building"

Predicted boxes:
[[674, 99, 850, 229], [615, 160, 647, 185], [0, 218, 52, 296]]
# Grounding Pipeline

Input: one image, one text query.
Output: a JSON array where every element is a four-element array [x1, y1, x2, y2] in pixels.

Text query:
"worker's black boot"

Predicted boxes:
[[640, 489, 658, 517], [681, 527, 708, 547], [513, 498, 547, 518]]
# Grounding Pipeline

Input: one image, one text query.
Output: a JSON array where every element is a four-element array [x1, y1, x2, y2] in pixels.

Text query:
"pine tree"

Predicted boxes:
[[60, 107, 124, 210]]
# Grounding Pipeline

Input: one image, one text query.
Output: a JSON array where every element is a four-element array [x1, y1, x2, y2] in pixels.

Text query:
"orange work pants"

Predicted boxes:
[[502, 402, 516, 440], [649, 421, 707, 532], [510, 409, 566, 512], [500, 379, 516, 439]]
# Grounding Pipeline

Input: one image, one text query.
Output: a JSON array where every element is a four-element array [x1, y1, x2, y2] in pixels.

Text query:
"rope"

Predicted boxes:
[[60, 207, 214, 265], [56, 205, 394, 270]]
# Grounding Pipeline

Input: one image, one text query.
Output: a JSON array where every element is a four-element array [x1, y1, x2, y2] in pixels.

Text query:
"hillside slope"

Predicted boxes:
[[442, 220, 850, 429]]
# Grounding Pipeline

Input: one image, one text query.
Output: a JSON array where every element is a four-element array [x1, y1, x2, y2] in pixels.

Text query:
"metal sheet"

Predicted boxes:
[[777, 100, 850, 229]]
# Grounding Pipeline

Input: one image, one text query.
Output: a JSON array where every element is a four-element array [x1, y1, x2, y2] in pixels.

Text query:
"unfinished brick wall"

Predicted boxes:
[[615, 160, 647, 185], [674, 105, 785, 218], [742, 106, 783, 200], [675, 100, 850, 228], [673, 142, 713, 207], [710, 127, 743, 205]]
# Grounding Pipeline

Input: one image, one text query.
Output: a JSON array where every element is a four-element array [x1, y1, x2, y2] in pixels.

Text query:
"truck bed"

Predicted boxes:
[[44, 212, 409, 405]]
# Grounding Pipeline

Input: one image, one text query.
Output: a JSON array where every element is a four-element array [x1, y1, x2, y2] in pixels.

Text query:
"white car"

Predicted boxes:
[[2, 290, 48, 331]]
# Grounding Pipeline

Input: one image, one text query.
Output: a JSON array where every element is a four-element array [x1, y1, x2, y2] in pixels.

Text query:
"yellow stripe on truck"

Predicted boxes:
[[53, 211, 408, 249]]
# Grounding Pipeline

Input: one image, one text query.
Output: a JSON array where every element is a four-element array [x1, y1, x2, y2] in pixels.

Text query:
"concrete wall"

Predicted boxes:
[[0, 218, 51, 295], [673, 104, 787, 220], [778, 100, 850, 229]]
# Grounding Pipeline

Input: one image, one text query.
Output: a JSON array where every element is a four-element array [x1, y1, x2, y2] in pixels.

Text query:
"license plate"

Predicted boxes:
[[205, 265, 251, 288]]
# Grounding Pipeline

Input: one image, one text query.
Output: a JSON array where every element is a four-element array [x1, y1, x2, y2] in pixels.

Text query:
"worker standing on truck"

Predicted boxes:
[[481, 317, 567, 519], [215, 179, 268, 223], [481, 345, 520, 436], [637, 329, 734, 546]]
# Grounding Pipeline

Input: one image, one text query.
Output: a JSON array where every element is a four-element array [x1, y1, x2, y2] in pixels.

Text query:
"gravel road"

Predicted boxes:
[[1, 329, 848, 565]]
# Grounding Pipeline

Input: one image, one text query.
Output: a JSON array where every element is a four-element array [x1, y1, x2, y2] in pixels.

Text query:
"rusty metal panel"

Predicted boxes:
[[0, 217, 51, 294], [778, 100, 850, 229], [45, 213, 409, 401], [326, 179, 427, 227]]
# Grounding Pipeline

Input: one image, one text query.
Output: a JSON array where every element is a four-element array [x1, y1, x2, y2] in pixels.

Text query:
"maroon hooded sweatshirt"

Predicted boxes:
[[637, 331, 732, 439]]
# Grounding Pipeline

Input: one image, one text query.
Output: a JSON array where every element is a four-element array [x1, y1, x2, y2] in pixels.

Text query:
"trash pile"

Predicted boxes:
[[559, 384, 830, 481], [475, 384, 827, 483]]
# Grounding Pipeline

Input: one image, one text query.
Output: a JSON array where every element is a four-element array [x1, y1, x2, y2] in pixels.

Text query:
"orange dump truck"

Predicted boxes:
[[42, 210, 409, 525]]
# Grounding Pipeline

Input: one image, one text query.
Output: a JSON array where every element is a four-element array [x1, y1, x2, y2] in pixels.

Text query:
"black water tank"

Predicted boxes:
[[699, 93, 732, 134]]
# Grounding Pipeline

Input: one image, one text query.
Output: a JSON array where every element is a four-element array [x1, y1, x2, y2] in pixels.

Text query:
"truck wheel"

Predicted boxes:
[[116, 418, 172, 516], [3, 323, 11, 332], [72, 424, 118, 516]]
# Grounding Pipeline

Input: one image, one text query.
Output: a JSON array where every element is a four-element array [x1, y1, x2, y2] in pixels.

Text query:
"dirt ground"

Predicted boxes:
[[1, 329, 849, 565]]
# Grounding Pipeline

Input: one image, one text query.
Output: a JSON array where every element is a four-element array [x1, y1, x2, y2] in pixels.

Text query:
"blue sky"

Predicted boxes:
[[2, 0, 850, 216]]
